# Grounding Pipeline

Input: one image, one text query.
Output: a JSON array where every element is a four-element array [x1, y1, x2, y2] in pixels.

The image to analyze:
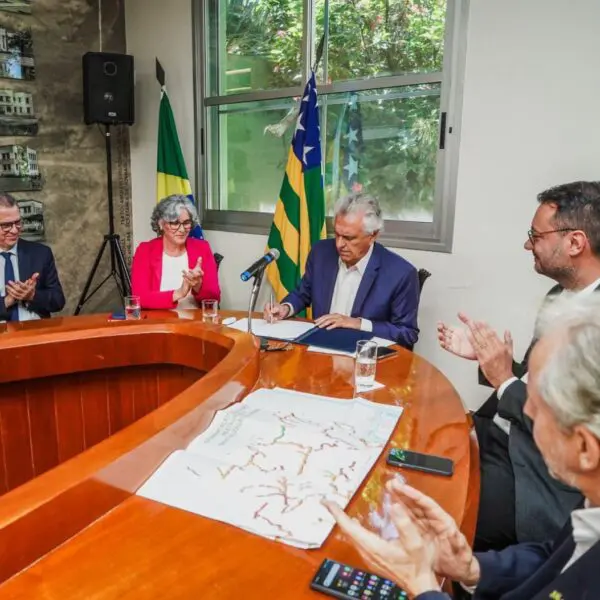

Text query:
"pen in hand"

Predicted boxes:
[[268, 291, 274, 324]]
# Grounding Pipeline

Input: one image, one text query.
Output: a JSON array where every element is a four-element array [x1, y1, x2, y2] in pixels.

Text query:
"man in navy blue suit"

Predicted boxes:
[[264, 192, 420, 348], [325, 292, 600, 600], [0, 193, 65, 321]]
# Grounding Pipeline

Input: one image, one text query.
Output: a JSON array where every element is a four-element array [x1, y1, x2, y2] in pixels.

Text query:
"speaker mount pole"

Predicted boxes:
[[74, 123, 132, 315]]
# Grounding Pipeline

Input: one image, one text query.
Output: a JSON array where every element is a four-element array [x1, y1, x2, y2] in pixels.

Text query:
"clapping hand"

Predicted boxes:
[[461, 315, 514, 389], [183, 257, 204, 293], [437, 313, 477, 360], [6, 272, 39, 304], [323, 480, 480, 597]]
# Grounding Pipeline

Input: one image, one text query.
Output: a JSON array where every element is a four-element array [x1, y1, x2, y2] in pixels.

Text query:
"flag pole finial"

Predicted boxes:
[[156, 58, 165, 87]]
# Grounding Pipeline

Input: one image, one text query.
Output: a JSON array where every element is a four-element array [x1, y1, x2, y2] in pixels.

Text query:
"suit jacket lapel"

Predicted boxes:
[[16, 241, 31, 282], [322, 245, 339, 314], [150, 238, 164, 290], [523, 283, 600, 370], [351, 244, 380, 317]]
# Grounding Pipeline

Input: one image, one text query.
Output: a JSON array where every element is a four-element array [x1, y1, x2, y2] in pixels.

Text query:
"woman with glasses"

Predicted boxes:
[[131, 195, 220, 309]]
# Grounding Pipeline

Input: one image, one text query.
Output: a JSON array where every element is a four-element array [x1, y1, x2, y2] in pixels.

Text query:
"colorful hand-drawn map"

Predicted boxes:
[[137, 387, 402, 548]]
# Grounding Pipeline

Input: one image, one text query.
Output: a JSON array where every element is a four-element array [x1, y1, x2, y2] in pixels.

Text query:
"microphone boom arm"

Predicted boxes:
[[247, 264, 267, 334]]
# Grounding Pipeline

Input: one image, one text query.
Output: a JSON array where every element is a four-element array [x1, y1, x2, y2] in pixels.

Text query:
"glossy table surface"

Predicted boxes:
[[0, 310, 479, 599]]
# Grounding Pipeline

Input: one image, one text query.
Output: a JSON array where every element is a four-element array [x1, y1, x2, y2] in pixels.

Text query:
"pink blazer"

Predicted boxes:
[[131, 237, 221, 309]]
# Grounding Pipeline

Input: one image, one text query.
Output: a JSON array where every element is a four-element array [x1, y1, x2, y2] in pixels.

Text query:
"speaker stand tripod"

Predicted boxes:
[[74, 124, 131, 315]]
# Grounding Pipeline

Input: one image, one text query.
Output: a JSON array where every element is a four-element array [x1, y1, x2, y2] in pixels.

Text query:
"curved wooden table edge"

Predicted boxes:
[[0, 319, 261, 582]]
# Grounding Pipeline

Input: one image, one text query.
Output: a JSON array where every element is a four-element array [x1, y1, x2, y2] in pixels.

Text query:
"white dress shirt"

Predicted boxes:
[[563, 500, 600, 571], [493, 277, 600, 434], [0, 242, 40, 322], [160, 252, 197, 309], [285, 244, 375, 331]]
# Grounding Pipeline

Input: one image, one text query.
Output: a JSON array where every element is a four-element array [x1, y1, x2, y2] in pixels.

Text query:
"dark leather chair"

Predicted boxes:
[[418, 268, 431, 294]]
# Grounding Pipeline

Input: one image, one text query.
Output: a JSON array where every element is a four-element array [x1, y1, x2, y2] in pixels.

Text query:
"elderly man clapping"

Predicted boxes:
[[325, 293, 600, 599]]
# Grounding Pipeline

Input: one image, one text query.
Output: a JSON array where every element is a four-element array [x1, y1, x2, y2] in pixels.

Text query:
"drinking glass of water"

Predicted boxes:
[[202, 299, 219, 323], [124, 295, 141, 320], [354, 340, 378, 391]]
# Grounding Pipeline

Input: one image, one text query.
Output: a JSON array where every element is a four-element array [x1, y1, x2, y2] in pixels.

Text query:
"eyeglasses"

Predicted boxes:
[[165, 220, 193, 232], [0, 219, 22, 232], [527, 228, 576, 244]]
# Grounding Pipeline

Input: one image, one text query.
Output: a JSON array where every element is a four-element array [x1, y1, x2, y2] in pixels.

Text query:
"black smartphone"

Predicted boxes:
[[387, 448, 454, 477], [311, 558, 407, 599], [376, 346, 396, 360]]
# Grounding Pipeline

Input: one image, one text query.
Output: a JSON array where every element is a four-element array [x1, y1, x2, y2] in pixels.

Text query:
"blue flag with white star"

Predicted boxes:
[[330, 92, 364, 198]]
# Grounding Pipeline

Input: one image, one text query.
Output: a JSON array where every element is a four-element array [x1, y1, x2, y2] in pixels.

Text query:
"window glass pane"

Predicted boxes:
[[323, 84, 441, 222], [316, 0, 446, 84], [207, 97, 297, 212], [208, 84, 440, 222], [206, 0, 304, 96]]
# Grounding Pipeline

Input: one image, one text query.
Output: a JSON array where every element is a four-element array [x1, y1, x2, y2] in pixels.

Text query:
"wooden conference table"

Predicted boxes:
[[0, 311, 479, 599]]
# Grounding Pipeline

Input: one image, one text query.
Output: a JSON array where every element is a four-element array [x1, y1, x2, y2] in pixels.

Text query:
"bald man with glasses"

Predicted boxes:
[[0, 193, 64, 322]]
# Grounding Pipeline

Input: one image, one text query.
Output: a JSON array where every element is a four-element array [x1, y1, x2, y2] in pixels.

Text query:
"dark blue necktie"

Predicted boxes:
[[2, 251, 18, 322]]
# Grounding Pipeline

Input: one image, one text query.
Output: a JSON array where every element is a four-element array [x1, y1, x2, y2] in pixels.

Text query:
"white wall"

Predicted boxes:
[[125, 0, 195, 244], [126, 0, 600, 410]]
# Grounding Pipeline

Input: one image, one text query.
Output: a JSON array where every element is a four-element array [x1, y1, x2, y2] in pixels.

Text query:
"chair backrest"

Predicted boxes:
[[214, 253, 224, 271], [418, 268, 431, 294]]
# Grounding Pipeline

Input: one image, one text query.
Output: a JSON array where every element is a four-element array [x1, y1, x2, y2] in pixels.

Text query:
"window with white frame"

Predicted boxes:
[[194, 0, 468, 251]]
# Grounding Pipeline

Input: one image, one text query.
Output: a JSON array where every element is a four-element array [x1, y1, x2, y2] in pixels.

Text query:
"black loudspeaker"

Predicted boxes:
[[82, 52, 135, 125]]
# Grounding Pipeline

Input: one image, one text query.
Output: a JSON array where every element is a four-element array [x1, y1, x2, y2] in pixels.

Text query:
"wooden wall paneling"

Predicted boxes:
[[131, 365, 160, 421], [156, 365, 194, 403], [53, 374, 86, 464], [81, 371, 110, 449], [0, 383, 34, 491], [25, 378, 60, 477], [0, 406, 7, 495], [106, 368, 135, 435]]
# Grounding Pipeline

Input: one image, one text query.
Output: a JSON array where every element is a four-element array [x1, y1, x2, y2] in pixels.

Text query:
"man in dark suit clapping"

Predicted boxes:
[[0, 193, 65, 321], [438, 181, 600, 552]]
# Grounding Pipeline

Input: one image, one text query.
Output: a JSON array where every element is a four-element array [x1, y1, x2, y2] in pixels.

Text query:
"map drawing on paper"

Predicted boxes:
[[137, 387, 402, 548]]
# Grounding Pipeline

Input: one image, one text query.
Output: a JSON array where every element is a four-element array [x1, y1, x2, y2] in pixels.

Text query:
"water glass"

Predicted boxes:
[[202, 299, 219, 324], [354, 340, 378, 390], [124, 295, 141, 320]]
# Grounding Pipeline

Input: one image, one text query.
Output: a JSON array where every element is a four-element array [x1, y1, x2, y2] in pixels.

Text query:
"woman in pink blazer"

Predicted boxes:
[[131, 195, 221, 310]]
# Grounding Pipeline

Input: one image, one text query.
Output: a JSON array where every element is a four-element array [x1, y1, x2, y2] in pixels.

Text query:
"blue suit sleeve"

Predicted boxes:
[[370, 266, 419, 348], [281, 248, 314, 315], [474, 542, 552, 598], [28, 246, 65, 315], [414, 593, 451, 600]]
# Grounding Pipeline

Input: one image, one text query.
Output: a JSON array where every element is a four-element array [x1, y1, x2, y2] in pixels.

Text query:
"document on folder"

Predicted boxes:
[[227, 318, 315, 341], [137, 387, 402, 549]]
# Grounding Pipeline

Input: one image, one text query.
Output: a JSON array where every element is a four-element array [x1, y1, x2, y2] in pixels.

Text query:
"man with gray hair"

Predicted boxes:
[[264, 192, 420, 348], [0, 193, 64, 321], [326, 292, 600, 599]]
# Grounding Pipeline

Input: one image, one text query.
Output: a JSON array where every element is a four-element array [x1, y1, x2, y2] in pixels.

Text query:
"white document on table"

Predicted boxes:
[[227, 318, 315, 341], [137, 387, 402, 549]]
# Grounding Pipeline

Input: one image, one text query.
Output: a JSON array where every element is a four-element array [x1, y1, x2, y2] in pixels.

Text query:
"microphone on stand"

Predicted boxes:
[[240, 249, 280, 281]]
